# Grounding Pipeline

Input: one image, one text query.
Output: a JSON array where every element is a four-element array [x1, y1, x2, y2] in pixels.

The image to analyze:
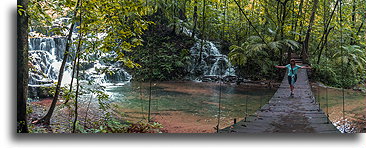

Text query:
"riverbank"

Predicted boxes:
[[310, 82, 366, 133]]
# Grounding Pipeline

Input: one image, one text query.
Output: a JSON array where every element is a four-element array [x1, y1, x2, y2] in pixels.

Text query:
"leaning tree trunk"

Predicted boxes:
[[63, 50, 77, 105], [72, 47, 81, 133], [36, 0, 81, 125], [72, 1, 83, 132], [315, 0, 339, 64], [64, 38, 80, 105], [355, 21, 363, 36], [301, 0, 319, 64], [317, 27, 334, 64], [17, 0, 29, 133]]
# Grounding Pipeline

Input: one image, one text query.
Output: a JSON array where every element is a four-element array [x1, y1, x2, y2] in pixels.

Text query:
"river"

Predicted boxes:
[[105, 81, 276, 133]]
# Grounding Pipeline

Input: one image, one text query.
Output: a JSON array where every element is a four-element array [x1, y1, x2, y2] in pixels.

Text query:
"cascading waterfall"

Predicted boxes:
[[28, 19, 131, 98], [82, 61, 131, 85], [182, 27, 236, 81], [188, 38, 236, 80], [28, 37, 72, 87]]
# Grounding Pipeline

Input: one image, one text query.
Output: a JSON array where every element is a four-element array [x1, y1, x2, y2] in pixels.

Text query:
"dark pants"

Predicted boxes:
[[288, 75, 297, 85]]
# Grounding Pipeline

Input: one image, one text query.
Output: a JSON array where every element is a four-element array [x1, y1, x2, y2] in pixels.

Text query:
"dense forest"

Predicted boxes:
[[17, 0, 365, 133]]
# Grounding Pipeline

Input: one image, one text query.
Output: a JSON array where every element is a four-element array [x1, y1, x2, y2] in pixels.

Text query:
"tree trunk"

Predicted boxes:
[[290, 0, 295, 38], [301, 0, 319, 63], [356, 22, 364, 36], [199, 0, 206, 62], [280, 0, 288, 40], [316, 0, 339, 64], [36, 0, 81, 125], [191, 0, 198, 38], [181, 0, 187, 21], [276, 0, 280, 32], [316, 0, 339, 54], [172, 0, 177, 35], [279, 0, 289, 64], [234, 0, 266, 44], [83, 94, 93, 128], [17, 0, 29, 133], [63, 49, 77, 105], [73, 1, 83, 133], [72, 48, 81, 133], [221, 0, 227, 42], [317, 0, 329, 64], [317, 27, 334, 64], [179, 0, 188, 34], [351, 0, 357, 44], [294, 0, 304, 40]]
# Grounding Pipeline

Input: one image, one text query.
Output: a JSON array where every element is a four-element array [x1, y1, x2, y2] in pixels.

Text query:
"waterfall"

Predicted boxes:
[[28, 37, 132, 86], [180, 26, 235, 80], [28, 37, 76, 98], [28, 24, 131, 98], [189, 39, 236, 80], [82, 61, 131, 86], [28, 37, 72, 87]]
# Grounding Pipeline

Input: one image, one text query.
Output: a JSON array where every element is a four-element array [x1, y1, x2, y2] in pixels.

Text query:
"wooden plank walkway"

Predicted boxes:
[[220, 68, 340, 133]]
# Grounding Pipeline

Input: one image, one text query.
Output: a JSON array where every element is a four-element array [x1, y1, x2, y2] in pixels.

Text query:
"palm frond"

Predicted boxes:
[[247, 36, 262, 43], [249, 43, 267, 52], [229, 45, 241, 51], [282, 39, 300, 50], [267, 41, 282, 51]]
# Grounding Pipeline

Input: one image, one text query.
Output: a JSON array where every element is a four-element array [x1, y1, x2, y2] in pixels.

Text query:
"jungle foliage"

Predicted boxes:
[[22, 0, 366, 133], [30, 0, 365, 87], [129, 13, 195, 81], [160, 0, 364, 87]]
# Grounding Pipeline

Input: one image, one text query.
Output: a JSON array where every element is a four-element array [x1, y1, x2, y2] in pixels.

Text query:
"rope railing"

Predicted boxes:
[[339, 0, 346, 133], [313, 0, 346, 132], [324, 0, 330, 125], [216, 59, 223, 133]]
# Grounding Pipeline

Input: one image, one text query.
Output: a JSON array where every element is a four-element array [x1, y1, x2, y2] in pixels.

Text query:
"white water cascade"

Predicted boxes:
[[28, 22, 131, 98], [28, 37, 73, 87], [182, 27, 236, 80], [190, 40, 235, 76]]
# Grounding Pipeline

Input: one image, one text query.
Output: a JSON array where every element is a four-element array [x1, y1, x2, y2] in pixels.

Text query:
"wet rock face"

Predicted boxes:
[[201, 75, 219, 82], [79, 61, 95, 71], [28, 50, 58, 85], [104, 68, 131, 83]]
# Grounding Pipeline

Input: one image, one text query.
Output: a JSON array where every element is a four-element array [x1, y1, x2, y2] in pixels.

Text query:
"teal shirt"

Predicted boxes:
[[286, 64, 301, 76]]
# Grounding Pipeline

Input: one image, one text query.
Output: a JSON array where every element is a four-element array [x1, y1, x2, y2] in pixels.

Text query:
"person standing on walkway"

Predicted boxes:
[[275, 59, 311, 96]]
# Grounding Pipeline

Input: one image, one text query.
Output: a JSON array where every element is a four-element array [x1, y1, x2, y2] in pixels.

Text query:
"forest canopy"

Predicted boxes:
[[25, 0, 366, 87]]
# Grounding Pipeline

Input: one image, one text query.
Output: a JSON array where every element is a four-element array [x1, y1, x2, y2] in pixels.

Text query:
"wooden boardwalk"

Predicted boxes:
[[220, 68, 340, 133]]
